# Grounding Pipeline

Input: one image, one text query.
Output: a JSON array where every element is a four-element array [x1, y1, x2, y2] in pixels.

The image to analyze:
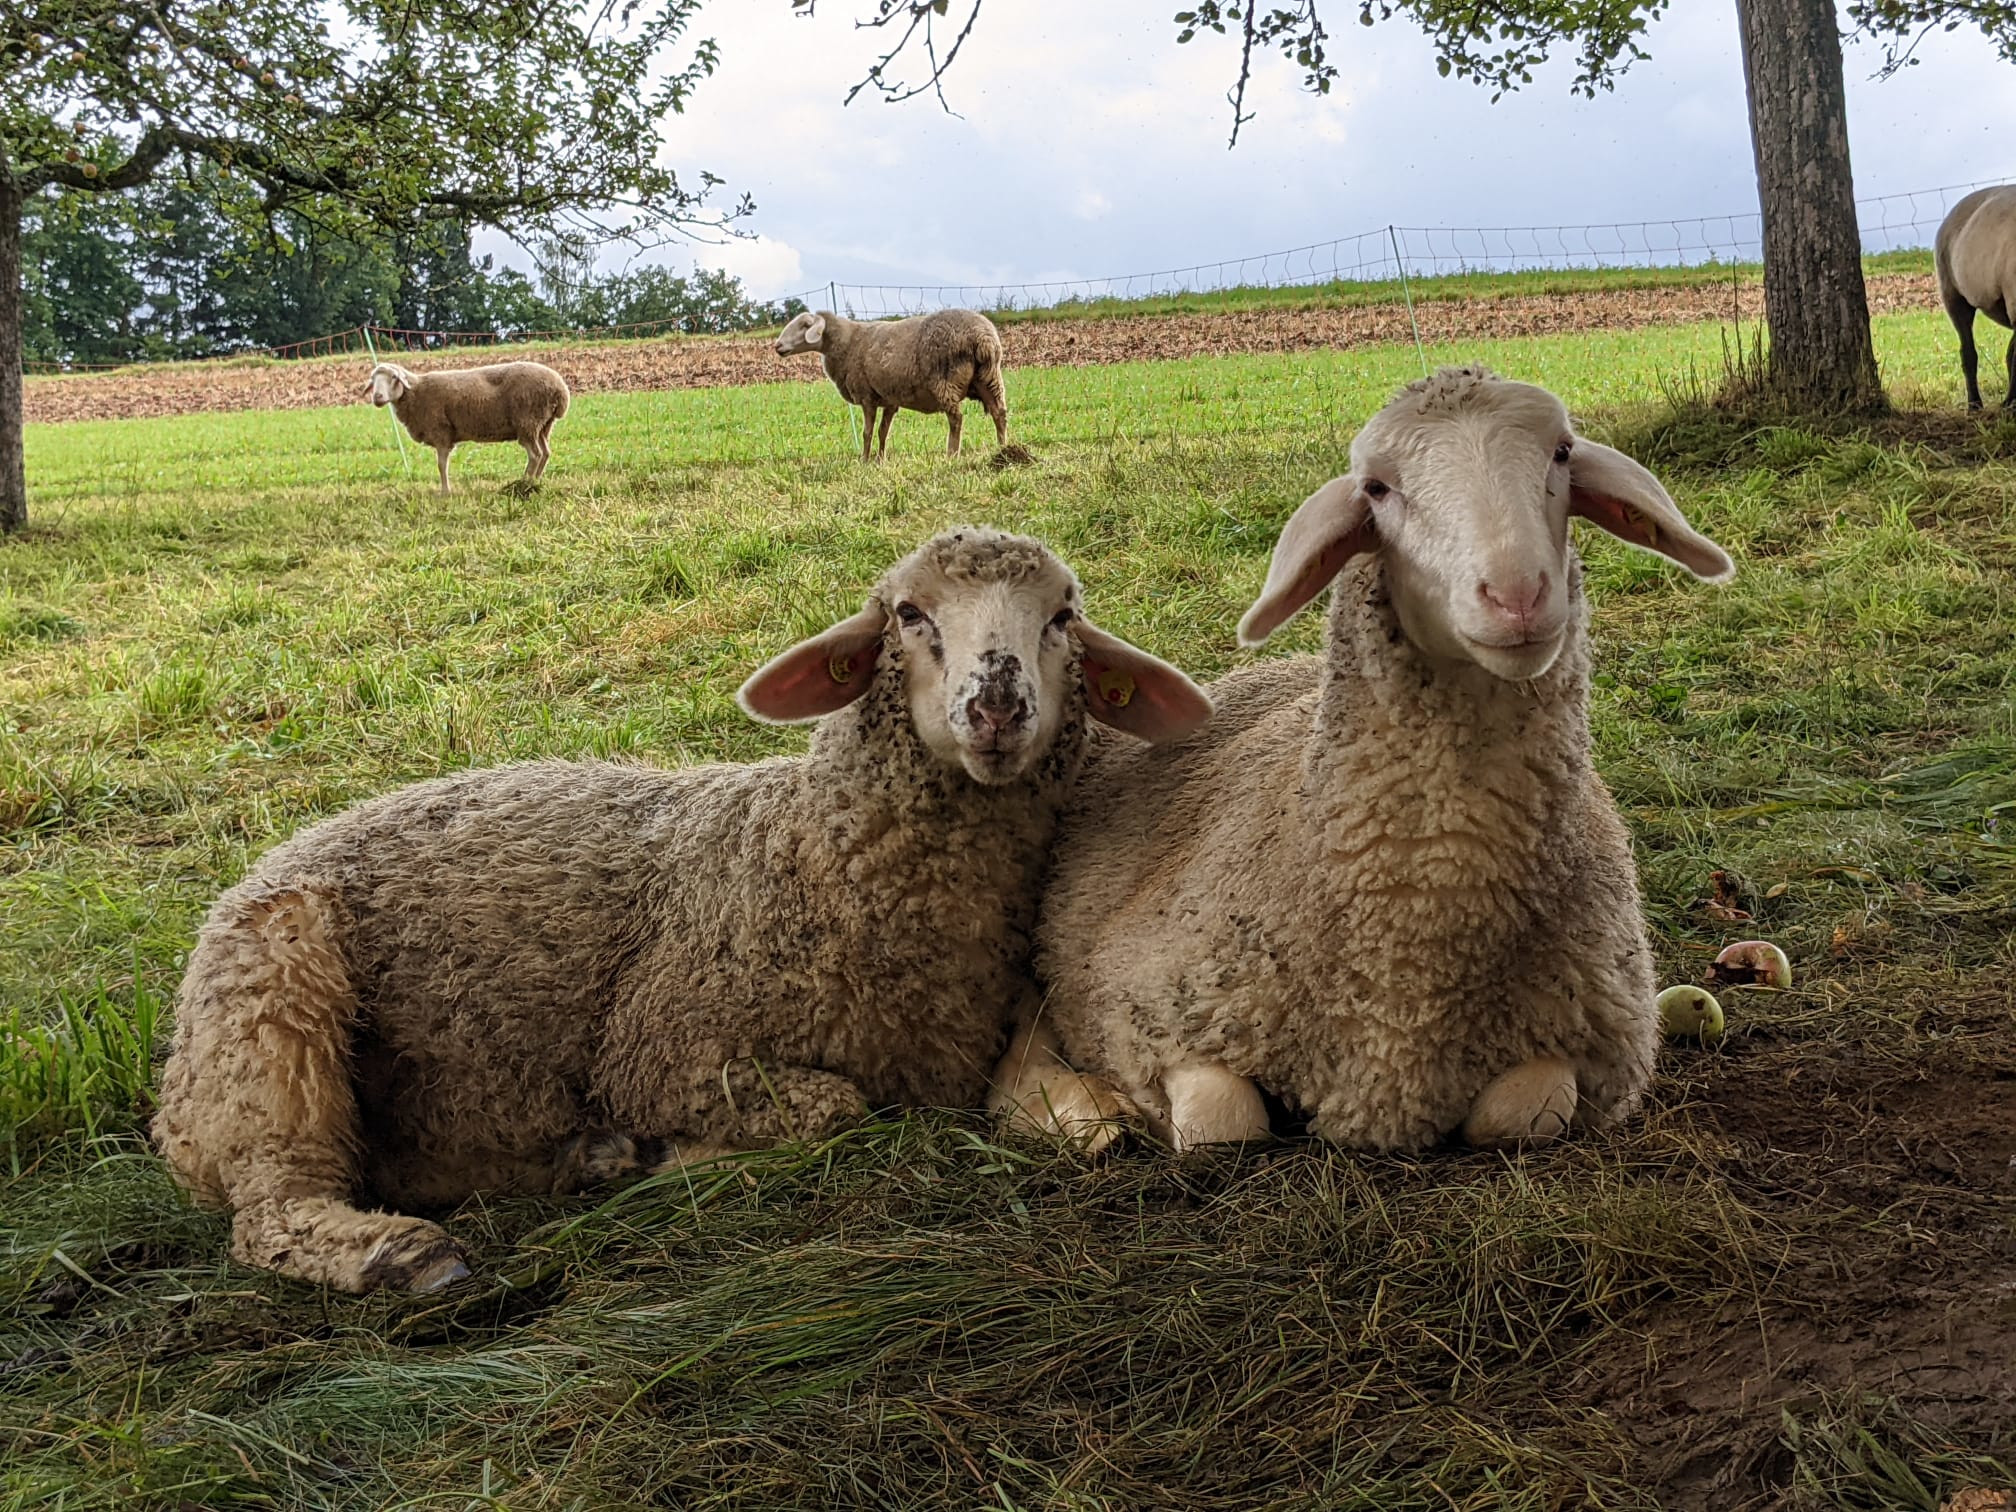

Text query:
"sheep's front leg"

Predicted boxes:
[[1162, 1061, 1269, 1151], [987, 1018, 1140, 1156], [434, 443, 454, 494], [860, 403, 878, 462], [2003, 327, 2015, 410], [1947, 293, 1982, 410], [720, 1061, 869, 1144], [945, 404, 964, 456], [875, 405, 897, 459], [152, 885, 470, 1294], [1462, 1056, 1578, 1151]]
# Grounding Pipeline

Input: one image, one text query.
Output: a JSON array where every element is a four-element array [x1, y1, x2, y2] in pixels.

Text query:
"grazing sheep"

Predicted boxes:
[[1936, 185, 2016, 410], [364, 360, 570, 492], [152, 528, 1210, 1293], [775, 308, 1010, 461], [992, 367, 1734, 1157]]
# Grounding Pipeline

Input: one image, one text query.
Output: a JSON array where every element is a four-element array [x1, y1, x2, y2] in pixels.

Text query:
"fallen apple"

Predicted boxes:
[[1658, 984, 1725, 1042]]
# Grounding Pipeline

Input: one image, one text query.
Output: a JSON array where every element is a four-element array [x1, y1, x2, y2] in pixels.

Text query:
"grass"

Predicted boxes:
[[2, 300, 2013, 1509]]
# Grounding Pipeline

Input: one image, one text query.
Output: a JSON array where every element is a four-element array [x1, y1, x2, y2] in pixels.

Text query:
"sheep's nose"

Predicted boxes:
[[965, 692, 1028, 736], [1477, 573, 1549, 625]]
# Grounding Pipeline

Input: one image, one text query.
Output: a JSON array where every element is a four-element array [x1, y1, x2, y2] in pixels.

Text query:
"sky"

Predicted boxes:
[[480, 2, 2016, 306]]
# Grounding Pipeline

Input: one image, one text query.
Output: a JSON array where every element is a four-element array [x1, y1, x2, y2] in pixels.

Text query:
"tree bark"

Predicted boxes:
[[1, 178, 25, 534], [1734, 0, 1885, 413]]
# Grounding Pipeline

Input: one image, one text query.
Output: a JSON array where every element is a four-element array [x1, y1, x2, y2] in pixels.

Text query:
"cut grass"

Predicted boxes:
[[2, 301, 2013, 1510]]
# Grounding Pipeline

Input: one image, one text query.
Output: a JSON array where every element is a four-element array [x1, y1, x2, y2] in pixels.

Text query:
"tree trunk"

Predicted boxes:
[[1, 178, 25, 535], [1734, 0, 1885, 413]]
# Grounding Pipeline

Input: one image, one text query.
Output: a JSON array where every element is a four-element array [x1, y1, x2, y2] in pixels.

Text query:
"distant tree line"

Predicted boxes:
[[21, 167, 803, 367]]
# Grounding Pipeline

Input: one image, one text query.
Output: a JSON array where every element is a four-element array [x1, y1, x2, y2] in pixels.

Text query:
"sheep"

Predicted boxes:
[[151, 528, 1211, 1293], [1935, 185, 2016, 411], [363, 360, 570, 493], [775, 308, 1010, 461], [990, 367, 1734, 1158]]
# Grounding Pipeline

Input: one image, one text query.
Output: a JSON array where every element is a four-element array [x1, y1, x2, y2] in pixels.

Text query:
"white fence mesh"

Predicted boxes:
[[788, 176, 2007, 320]]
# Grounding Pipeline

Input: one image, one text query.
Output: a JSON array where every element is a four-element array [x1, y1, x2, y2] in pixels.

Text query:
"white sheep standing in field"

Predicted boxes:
[[1936, 185, 2016, 411], [152, 528, 1210, 1293], [775, 308, 1011, 461], [364, 360, 570, 493], [991, 367, 1734, 1156]]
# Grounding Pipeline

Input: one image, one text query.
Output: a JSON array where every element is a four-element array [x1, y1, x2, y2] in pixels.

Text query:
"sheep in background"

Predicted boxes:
[[364, 360, 570, 492], [776, 308, 1011, 461], [1936, 185, 2016, 411], [152, 528, 1210, 1293], [992, 367, 1734, 1157]]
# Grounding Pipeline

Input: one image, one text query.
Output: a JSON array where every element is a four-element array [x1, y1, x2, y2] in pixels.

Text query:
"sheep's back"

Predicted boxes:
[[1938, 185, 2016, 324], [408, 363, 568, 444], [854, 310, 1000, 407]]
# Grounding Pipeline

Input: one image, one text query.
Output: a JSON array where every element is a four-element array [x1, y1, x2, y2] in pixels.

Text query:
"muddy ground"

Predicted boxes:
[[23, 272, 1941, 426]]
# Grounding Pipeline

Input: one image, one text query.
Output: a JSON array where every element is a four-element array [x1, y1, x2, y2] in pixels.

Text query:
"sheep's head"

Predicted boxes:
[[774, 312, 828, 357], [738, 528, 1212, 784], [364, 364, 415, 406], [1237, 366, 1734, 681]]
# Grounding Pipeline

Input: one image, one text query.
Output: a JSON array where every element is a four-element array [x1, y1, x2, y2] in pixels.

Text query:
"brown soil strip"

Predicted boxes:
[[24, 273, 1940, 426]]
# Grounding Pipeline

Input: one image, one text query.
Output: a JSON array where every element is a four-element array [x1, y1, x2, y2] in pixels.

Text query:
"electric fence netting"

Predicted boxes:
[[21, 176, 2007, 375]]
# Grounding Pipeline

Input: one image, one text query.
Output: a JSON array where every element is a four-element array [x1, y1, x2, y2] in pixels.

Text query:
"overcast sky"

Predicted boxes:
[[485, 2, 2016, 302]]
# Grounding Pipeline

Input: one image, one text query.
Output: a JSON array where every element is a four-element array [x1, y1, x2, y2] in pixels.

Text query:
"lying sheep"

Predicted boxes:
[[1936, 185, 2016, 410], [775, 308, 1010, 460], [992, 367, 1734, 1156], [364, 360, 570, 492], [152, 528, 1210, 1293]]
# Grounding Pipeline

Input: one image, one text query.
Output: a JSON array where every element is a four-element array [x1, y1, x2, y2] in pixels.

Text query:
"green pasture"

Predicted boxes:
[[2, 304, 2013, 1509]]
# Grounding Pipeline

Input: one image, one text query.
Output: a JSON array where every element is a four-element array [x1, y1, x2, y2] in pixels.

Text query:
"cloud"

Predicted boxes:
[[508, 5, 2016, 302], [685, 234, 809, 299]]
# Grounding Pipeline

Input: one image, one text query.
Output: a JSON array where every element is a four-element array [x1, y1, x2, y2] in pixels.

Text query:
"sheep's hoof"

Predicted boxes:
[[1163, 1062, 1270, 1152], [996, 1074, 1143, 1157], [989, 443, 1038, 470], [360, 1224, 473, 1295], [1463, 1056, 1578, 1151]]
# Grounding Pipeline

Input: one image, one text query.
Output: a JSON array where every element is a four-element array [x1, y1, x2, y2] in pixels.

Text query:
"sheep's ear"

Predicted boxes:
[[737, 601, 887, 724], [1236, 475, 1377, 647], [1074, 619, 1213, 744], [804, 314, 826, 344], [1569, 441, 1734, 583]]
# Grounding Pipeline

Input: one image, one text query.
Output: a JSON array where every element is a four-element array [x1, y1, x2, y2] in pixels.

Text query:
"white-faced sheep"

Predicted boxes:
[[1936, 185, 2016, 410], [991, 367, 1734, 1157], [775, 308, 1010, 461], [152, 528, 1210, 1293], [364, 360, 570, 492]]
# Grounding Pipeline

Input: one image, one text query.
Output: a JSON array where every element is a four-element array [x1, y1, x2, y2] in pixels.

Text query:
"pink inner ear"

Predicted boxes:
[[741, 640, 881, 722], [1572, 488, 1658, 550]]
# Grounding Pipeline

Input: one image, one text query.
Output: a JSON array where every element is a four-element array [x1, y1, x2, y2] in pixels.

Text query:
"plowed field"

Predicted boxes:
[[24, 272, 1941, 425]]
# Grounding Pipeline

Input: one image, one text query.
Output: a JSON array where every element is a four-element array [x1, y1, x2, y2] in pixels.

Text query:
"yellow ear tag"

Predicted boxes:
[[1633, 509, 1661, 545], [1096, 668, 1135, 708], [828, 653, 854, 684]]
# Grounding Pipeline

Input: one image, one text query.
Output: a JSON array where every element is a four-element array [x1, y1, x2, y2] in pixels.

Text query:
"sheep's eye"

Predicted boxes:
[[1553, 442, 1573, 465], [1364, 480, 1390, 500], [895, 603, 927, 627], [1048, 607, 1074, 631]]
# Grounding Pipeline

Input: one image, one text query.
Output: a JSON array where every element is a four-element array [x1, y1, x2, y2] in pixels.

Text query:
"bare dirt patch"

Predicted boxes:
[[24, 273, 1941, 426], [1578, 1017, 2016, 1510]]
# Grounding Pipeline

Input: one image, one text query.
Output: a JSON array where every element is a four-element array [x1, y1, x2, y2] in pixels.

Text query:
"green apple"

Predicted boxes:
[[1658, 984, 1725, 1041]]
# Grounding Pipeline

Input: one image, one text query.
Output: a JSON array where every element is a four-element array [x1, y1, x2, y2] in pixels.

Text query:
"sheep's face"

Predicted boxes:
[[882, 549, 1087, 785], [364, 365, 411, 406], [1353, 379, 1585, 681], [775, 312, 827, 357], [737, 530, 1212, 780], [1237, 368, 1734, 678]]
